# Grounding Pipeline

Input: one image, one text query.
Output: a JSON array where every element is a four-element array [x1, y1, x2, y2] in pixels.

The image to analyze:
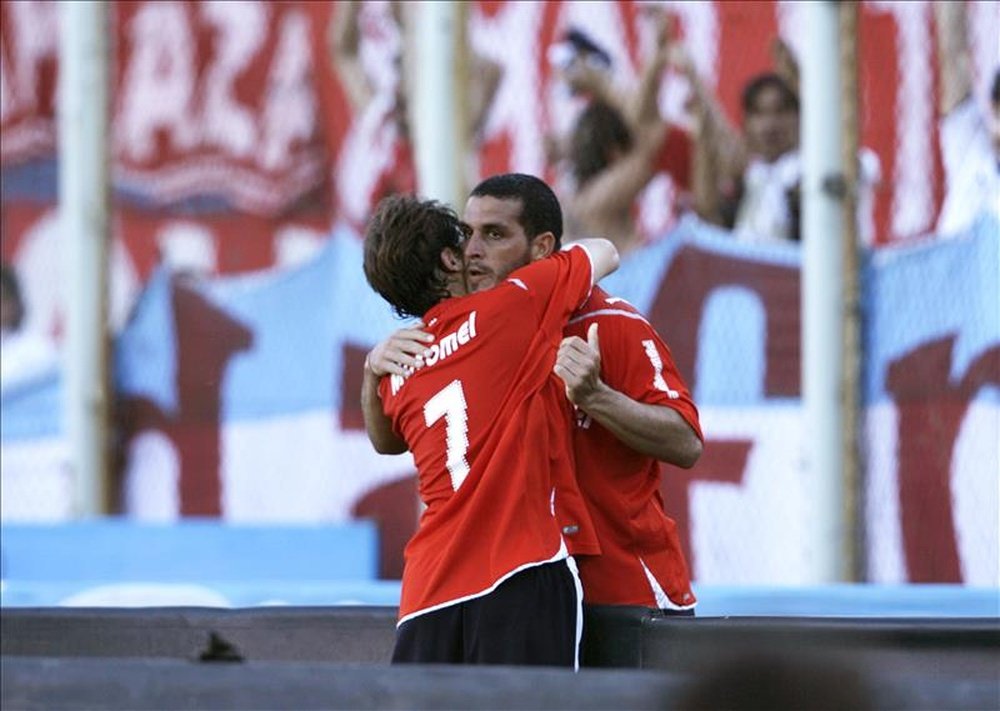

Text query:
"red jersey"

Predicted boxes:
[[379, 246, 598, 623], [565, 286, 702, 610]]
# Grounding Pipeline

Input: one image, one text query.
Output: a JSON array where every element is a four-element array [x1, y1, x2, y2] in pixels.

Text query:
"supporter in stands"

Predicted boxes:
[[361, 186, 619, 666], [685, 42, 879, 245], [549, 10, 694, 256], [933, 1, 1000, 236], [0, 262, 58, 395], [726, 72, 803, 243], [365, 173, 703, 663]]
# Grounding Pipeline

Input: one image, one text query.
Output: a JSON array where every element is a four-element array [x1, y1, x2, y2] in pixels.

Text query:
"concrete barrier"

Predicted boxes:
[[0, 657, 682, 711], [0, 607, 397, 663], [2, 654, 997, 710]]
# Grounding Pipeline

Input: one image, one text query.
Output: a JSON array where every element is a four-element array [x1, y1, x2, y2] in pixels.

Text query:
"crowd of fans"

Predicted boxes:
[[3, 2, 997, 394], [315, 2, 999, 261]]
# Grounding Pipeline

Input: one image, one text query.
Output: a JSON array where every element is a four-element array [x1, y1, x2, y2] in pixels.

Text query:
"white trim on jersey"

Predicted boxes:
[[563, 242, 596, 286], [396, 538, 571, 628], [639, 556, 696, 612], [561, 242, 596, 305], [567, 308, 651, 327], [565, 555, 584, 673]]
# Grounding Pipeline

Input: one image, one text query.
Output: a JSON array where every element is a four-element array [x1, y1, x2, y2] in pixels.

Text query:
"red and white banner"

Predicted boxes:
[[5, 1, 999, 243], [2, 2, 998, 586]]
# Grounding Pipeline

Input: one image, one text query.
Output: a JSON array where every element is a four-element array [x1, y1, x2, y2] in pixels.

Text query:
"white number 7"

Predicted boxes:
[[423, 380, 471, 491]]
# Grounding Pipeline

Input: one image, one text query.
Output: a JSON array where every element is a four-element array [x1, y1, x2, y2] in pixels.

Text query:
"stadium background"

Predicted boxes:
[[1, 0, 997, 594]]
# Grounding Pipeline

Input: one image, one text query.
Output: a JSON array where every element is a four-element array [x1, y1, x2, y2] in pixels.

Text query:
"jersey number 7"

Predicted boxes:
[[423, 379, 471, 491]]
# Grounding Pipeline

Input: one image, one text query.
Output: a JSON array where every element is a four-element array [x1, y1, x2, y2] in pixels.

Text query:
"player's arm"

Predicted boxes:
[[566, 238, 619, 284], [361, 326, 433, 454], [555, 324, 702, 468]]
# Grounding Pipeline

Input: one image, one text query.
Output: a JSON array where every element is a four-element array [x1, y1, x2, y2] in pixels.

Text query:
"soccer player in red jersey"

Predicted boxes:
[[462, 174, 703, 617], [361, 187, 618, 667], [370, 173, 703, 656]]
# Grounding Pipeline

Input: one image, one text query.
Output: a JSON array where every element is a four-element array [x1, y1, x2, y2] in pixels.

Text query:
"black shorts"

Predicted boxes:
[[392, 558, 582, 667]]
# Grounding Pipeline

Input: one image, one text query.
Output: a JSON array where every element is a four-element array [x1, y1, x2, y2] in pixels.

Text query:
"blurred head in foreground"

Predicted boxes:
[[675, 651, 874, 711]]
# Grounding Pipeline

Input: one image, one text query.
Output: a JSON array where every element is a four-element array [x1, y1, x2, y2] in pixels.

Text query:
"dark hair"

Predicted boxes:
[[991, 68, 999, 106], [363, 195, 465, 319], [741, 72, 799, 115], [1, 262, 25, 330], [567, 100, 633, 188], [564, 27, 613, 69], [469, 173, 564, 248]]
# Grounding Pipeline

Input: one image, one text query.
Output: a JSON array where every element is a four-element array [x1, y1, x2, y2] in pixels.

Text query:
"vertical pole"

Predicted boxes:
[[801, 1, 845, 582], [59, 0, 112, 516], [412, 2, 462, 208], [452, 1, 470, 203], [839, 1, 863, 582]]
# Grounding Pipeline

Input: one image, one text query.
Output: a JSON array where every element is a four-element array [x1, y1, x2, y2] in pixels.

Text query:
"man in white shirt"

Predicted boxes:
[[730, 73, 879, 246]]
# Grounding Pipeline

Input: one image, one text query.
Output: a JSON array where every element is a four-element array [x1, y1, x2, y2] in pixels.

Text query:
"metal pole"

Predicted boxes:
[[801, 1, 845, 583], [839, 1, 863, 583], [59, 0, 112, 516], [452, 1, 470, 203], [412, 1, 461, 207]]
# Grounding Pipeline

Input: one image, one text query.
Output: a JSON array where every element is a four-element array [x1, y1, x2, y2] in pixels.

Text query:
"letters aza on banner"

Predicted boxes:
[[3, 217, 996, 585], [1, 0, 342, 215]]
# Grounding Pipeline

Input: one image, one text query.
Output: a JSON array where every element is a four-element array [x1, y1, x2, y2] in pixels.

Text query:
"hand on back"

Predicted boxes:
[[367, 326, 433, 377]]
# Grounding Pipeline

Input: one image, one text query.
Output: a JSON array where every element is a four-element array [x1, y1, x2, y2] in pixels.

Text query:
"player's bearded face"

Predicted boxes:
[[462, 196, 534, 293]]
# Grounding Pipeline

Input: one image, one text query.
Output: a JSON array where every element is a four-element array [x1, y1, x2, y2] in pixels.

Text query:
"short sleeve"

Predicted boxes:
[[602, 315, 703, 441], [504, 245, 594, 326]]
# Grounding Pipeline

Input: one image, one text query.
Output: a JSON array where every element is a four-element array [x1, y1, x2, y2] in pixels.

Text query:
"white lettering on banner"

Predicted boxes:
[[470, 2, 547, 173], [0, 1, 59, 161], [117, 1, 199, 161], [664, 1, 719, 99], [5, 1, 58, 118], [110, 1, 323, 214], [260, 11, 316, 171], [200, 1, 268, 159], [867, 1, 935, 238], [390, 311, 478, 395], [334, 1, 402, 227], [692, 406, 810, 583]]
